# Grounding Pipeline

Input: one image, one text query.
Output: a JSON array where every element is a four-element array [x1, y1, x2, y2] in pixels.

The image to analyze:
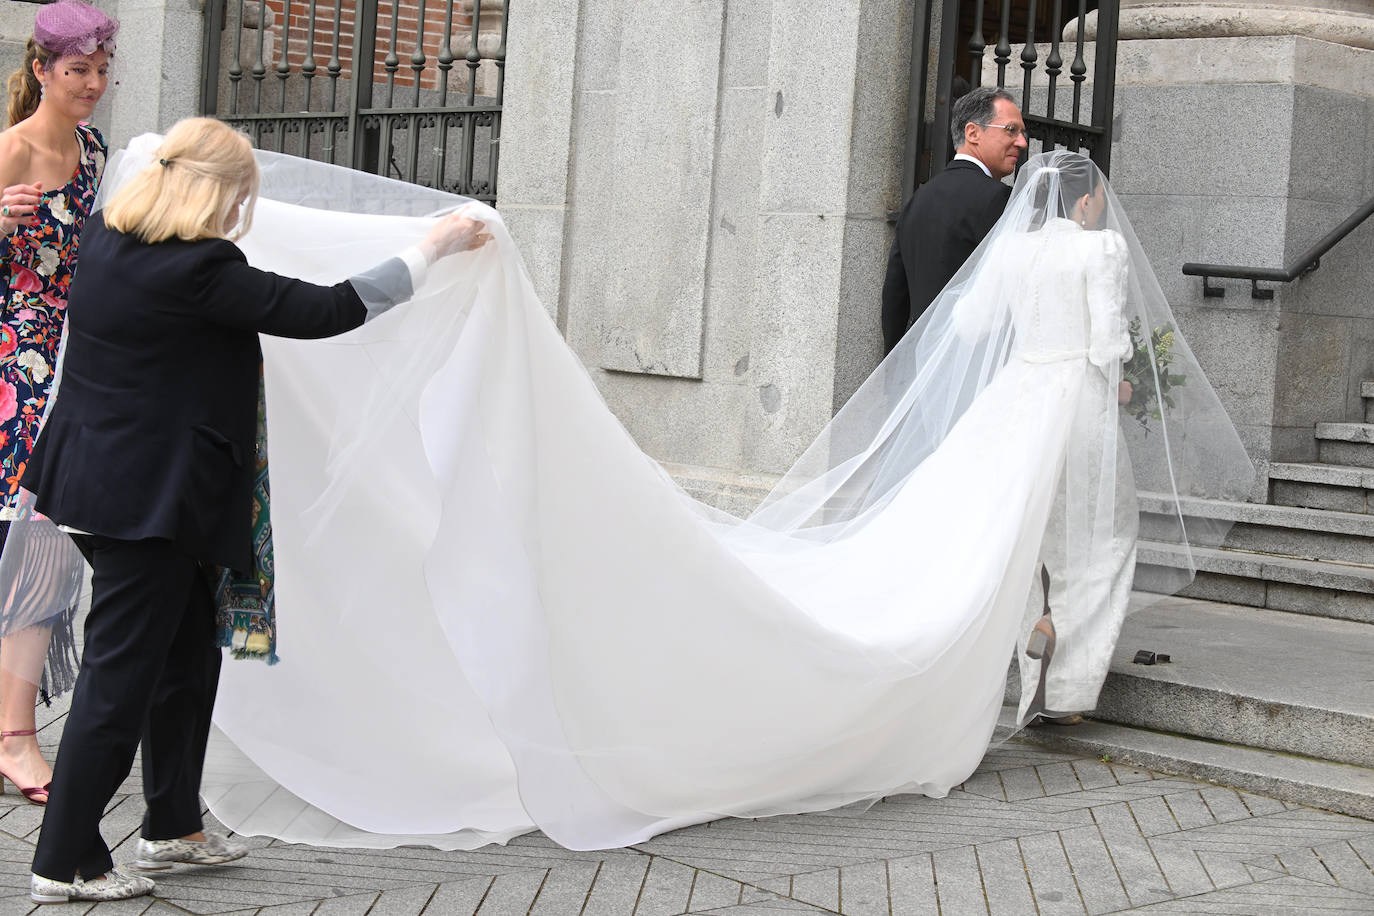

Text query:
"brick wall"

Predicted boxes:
[[260, 0, 497, 91]]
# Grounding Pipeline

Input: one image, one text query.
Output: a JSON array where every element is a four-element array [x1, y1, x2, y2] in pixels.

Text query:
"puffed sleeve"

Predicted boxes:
[[1087, 230, 1131, 369]]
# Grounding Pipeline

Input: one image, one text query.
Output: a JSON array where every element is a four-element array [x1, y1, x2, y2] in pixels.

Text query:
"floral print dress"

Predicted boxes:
[[0, 123, 105, 518]]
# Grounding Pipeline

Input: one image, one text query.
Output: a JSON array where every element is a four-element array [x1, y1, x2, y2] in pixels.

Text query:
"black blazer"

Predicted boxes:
[[25, 213, 405, 571], [880, 160, 1011, 353]]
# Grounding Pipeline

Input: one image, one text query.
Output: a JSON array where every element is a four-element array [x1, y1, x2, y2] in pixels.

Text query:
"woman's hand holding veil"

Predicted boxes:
[[420, 204, 493, 263]]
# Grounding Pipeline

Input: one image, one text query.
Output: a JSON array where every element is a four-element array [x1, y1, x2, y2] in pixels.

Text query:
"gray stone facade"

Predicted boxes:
[[498, 4, 1374, 512], [1110, 36, 1374, 485], [3, 0, 1373, 513], [499, 0, 909, 511]]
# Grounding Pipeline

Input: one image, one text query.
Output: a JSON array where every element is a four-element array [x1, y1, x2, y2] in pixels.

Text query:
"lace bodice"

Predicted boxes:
[[955, 219, 1131, 367]]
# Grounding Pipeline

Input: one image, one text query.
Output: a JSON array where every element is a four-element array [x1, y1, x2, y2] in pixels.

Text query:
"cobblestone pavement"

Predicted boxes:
[[2, 700, 1372, 915]]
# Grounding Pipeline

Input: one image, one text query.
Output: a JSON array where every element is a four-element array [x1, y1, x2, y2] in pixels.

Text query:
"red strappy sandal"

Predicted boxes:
[[0, 729, 50, 805]]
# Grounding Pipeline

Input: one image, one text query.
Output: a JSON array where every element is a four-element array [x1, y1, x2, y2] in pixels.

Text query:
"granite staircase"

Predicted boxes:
[[1022, 381, 1374, 819]]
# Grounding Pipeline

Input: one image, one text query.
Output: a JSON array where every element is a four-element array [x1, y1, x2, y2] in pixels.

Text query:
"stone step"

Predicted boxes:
[[1093, 599, 1374, 767], [1268, 462, 1374, 514], [1317, 422, 1374, 469], [1137, 492, 1374, 565], [1018, 597, 1374, 819], [1017, 720, 1374, 820], [1135, 540, 1374, 624]]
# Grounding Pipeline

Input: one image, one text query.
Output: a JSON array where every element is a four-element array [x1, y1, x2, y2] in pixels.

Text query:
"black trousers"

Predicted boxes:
[[32, 536, 222, 882]]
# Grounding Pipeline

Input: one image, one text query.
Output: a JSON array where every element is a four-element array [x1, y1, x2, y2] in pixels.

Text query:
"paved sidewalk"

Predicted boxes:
[[2, 698, 1373, 914]]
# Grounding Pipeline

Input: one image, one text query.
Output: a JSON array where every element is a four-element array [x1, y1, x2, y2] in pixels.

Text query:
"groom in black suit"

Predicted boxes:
[[881, 87, 1028, 353]]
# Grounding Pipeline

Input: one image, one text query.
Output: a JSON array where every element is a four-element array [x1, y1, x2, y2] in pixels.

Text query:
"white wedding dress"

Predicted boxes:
[[952, 218, 1140, 719], [1, 148, 1253, 852]]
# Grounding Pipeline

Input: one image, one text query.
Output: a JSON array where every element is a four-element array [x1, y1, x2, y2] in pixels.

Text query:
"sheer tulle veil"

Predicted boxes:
[[0, 141, 1252, 852], [748, 150, 1252, 546]]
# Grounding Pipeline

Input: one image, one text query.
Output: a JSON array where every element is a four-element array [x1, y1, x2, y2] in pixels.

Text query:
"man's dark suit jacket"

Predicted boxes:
[[880, 159, 1012, 353], [24, 213, 405, 572]]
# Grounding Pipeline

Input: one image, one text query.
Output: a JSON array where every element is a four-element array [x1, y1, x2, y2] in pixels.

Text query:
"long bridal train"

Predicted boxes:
[[109, 146, 1256, 850]]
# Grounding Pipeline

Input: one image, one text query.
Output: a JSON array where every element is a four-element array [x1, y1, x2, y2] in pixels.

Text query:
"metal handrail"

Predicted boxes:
[[1182, 195, 1374, 300]]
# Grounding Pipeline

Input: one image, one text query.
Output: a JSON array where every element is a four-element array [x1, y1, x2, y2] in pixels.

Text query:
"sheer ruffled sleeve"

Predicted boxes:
[[1087, 230, 1130, 369]]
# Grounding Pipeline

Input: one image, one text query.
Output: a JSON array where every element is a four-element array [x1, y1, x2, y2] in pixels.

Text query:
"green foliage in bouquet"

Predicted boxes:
[[1122, 318, 1186, 434]]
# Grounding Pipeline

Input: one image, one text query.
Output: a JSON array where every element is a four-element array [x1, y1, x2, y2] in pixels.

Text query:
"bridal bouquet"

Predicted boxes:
[[1122, 319, 1186, 434]]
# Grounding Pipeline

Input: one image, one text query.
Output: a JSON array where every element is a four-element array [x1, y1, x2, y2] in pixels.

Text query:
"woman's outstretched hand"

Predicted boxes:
[[1118, 380, 1133, 405], [0, 183, 44, 235], [420, 206, 493, 262]]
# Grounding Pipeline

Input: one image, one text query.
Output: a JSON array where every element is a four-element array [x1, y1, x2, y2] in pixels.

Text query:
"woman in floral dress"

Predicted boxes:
[[0, 0, 115, 805]]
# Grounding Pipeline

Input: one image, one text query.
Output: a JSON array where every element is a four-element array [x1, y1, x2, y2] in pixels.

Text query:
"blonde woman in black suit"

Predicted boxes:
[[23, 117, 489, 904]]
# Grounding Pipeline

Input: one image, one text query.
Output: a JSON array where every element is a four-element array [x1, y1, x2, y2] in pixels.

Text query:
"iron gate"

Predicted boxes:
[[901, 0, 1119, 199], [199, 0, 507, 203]]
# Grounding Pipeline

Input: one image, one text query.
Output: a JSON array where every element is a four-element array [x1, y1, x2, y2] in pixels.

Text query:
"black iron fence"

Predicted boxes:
[[200, 0, 507, 203], [901, 0, 1119, 199]]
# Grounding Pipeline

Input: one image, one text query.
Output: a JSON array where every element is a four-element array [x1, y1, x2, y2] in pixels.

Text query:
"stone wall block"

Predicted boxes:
[[1366, 93, 1374, 195], [1345, 316, 1374, 422], [744, 214, 846, 473], [1181, 195, 1290, 287], [701, 85, 767, 381], [1288, 85, 1369, 204], [571, 0, 622, 92], [720, 0, 770, 89], [1113, 192, 1193, 306], [1281, 204, 1374, 319], [1272, 312, 1352, 429], [499, 207, 569, 322], [497, 0, 580, 205], [1170, 301, 1281, 430], [563, 87, 618, 350], [1271, 424, 1320, 462], [831, 217, 888, 410], [1109, 84, 1294, 200], [1235, 423, 1277, 480], [844, 0, 911, 217], [593, 0, 726, 379], [756, 2, 862, 214], [1117, 192, 1289, 304], [594, 371, 755, 471], [107, 0, 203, 149]]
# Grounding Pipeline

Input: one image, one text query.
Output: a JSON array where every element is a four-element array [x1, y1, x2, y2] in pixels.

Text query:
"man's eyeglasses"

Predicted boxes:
[[976, 122, 1027, 139]]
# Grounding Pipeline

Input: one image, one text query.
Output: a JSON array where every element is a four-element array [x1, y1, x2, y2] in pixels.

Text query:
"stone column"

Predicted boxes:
[[1102, 26, 1374, 483], [494, 0, 580, 321], [1115, 0, 1374, 48], [105, 0, 204, 149], [1077, 0, 1374, 47]]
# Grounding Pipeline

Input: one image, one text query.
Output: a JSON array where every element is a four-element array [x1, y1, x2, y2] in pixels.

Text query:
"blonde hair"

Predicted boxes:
[[6, 39, 56, 128], [104, 117, 260, 244]]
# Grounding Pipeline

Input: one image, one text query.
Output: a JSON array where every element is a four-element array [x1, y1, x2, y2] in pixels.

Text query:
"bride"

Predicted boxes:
[[5, 143, 1253, 853]]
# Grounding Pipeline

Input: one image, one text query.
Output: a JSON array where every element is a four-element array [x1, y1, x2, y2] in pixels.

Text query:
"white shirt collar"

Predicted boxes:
[[952, 153, 992, 178]]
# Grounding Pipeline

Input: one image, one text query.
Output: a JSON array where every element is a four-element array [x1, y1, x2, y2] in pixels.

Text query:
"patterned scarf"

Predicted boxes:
[[211, 365, 277, 663]]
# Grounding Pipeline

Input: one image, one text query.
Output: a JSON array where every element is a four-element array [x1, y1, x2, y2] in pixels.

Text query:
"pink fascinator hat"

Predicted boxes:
[[33, 0, 119, 58]]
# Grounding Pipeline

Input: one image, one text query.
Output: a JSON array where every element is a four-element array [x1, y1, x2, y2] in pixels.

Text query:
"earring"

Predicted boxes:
[[38, 82, 45, 100]]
